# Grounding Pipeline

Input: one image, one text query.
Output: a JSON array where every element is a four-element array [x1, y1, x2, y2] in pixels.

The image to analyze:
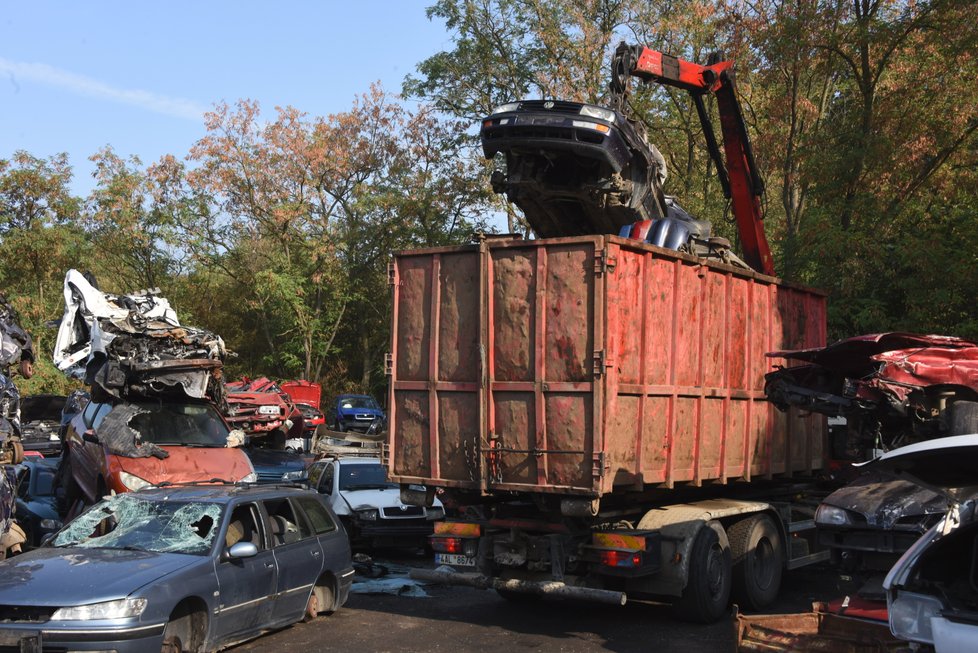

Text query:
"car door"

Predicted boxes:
[[264, 497, 323, 623], [213, 501, 277, 640], [65, 401, 110, 502]]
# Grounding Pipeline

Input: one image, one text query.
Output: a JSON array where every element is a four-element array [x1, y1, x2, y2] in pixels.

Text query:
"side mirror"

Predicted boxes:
[[82, 429, 99, 444], [227, 541, 258, 559]]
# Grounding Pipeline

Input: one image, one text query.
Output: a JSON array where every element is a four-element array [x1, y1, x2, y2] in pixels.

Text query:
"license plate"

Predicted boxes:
[[0, 629, 40, 652], [435, 553, 475, 567]]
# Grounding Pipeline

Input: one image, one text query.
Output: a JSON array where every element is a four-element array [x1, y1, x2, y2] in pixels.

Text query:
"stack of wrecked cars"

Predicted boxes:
[[766, 333, 978, 573], [52, 270, 255, 511]]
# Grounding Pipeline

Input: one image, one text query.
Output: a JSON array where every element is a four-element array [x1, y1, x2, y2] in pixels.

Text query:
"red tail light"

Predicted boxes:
[[430, 537, 463, 554], [599, 550, 642, 568]]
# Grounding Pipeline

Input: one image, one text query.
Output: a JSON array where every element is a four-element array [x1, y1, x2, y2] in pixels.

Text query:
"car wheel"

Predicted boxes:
[[950, 400, 978, 436], [728, 514, 783, 610], [307, 579, 335, 620], [673, 520, 731, 623], [161, 604, 205, 653]]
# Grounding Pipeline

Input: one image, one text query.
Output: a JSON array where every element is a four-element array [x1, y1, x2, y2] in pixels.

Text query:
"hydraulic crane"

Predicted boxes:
[[610, 43, 775, 276]]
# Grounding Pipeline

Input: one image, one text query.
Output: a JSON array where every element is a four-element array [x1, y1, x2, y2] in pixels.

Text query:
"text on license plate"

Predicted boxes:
[[435, 553, 475, 567]]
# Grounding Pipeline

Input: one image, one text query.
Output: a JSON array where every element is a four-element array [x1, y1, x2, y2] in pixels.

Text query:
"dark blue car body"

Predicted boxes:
[[12, 457, 62, 547], [327, 394, 385, 433]]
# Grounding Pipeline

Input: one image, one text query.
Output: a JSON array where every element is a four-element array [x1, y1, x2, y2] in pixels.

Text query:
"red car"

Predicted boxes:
[[225, 378, 305, 445], [765, 332, 978, 459]]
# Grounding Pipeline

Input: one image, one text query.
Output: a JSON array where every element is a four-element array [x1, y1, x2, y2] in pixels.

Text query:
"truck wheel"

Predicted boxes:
[[728, 514, 783, 610], [673, 521, 731, 623], [950, 401, 978, 436]]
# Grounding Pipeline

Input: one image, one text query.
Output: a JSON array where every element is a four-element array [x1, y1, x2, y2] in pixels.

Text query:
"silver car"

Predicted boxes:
[[0, 484, 354, 652]]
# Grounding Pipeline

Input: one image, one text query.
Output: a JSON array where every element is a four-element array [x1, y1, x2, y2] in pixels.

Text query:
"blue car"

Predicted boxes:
[[12, 457, 62, 547], [327, 394, 386, 433], [0, 484, 353, 652]]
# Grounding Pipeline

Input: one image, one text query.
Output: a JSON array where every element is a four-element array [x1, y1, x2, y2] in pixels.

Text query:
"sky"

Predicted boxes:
[[0, 2, 453, 196]]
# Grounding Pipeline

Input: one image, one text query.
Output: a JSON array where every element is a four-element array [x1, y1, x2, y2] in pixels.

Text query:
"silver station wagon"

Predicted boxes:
[[0, 484, 354, 652]]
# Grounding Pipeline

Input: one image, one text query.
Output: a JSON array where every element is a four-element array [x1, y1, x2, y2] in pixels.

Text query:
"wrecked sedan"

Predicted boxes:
[[60, 398, 256, 509], [766, 333, 978, 458], [0, 485, 353, 652], [480, 99, 671, 238], [875, 435, 978, 651], [12, 456, 62, 547], [815, 471, 945, 572]]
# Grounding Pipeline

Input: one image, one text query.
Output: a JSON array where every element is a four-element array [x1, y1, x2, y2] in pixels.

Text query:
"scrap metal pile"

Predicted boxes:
[[53, 269, 229, 404]]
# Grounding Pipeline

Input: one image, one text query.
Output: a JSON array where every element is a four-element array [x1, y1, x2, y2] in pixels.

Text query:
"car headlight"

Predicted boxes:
[[889, 590, 943, 644], [426, 507, 445, 520], [815, 504, 854, 527], [40, 519, 62, 530], [240, 472, 258, 483], [258, 405, 281, 416], [119, 471, 154, 491], [490, 102, 520, 115], [282, 470, 307, 481], [52, 598, 147, 620], [357, 509, 379, 521], [578, 104, 616, 123]]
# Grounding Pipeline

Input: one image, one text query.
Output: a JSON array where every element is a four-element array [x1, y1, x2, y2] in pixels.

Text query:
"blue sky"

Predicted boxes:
[[0, 2, 451, 196]]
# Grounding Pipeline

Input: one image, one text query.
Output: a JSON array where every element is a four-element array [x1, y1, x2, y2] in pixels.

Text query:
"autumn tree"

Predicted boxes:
[[176, 87, 491, 389]]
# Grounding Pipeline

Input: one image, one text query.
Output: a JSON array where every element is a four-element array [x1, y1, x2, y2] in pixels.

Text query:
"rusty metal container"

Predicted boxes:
[[388, 235, 826, 498]]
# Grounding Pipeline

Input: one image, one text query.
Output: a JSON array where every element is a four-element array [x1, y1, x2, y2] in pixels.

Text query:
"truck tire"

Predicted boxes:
[[728, 514, 783, 610], [673, 520, 731, 623], [949, 400, 978, 436]]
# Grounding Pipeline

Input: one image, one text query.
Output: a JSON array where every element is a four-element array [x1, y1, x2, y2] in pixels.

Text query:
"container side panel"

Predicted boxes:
[[615, 251, 644, 385], [674, 264, 702, 387], [392, 390, 431, 477], [395, 257, 432, 381], [438, 253, 481, 383], [493, 249, 536, 382], [724, 399, 747, 478], [545, 246, 594, 383], [727, 277, 750, 389], [493, 393, 536, 485], [645, 258, 677, 385], [545, 393, 592, 488], [437, 392, 480, 482], [701, 273, 726, 387], [641, 396, 670, 484], [670, 396, 697, 482], [605, 392, 639, 487], [699, 397, 723, 479]]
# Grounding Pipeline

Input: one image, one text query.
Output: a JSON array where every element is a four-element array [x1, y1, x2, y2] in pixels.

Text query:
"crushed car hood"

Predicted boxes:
[[53, 269, 227, 401], [0, 547, 196, 606], [117, 447, 255, 485], [821, 471, 945, 530]]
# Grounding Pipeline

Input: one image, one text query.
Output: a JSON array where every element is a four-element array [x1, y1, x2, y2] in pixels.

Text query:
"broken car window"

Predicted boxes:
[[53, 494, 224, 555], [95, 401, 231, 458]]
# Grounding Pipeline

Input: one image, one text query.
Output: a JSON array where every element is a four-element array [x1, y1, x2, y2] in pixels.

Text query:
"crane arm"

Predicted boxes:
[[611, 43, 775, 276]]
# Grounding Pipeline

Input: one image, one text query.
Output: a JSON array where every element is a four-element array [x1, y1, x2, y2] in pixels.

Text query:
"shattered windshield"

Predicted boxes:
[[53, 494, 223, 555], [339, 463, 395, 490], [122, 401, 230, 447]]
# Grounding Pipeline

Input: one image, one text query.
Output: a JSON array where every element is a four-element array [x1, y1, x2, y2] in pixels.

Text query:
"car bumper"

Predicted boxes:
[[0, 620, 166, 652], [817, 527, 924, 554]]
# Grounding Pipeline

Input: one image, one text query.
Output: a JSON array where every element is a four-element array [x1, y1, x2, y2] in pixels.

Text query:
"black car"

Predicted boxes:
[[20, 394, 68, 457], [12, 457, 62, 547], [481, 99, 677, 237]]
